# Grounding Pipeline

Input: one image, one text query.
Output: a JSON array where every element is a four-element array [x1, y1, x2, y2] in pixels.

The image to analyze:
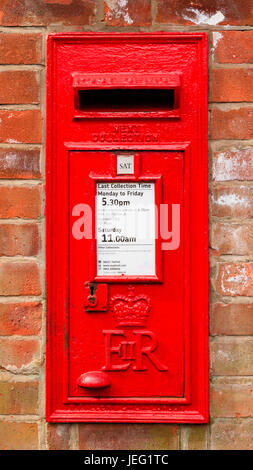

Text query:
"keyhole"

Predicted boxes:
[[87, 282, 98, 305], [88, 283, 97, 296], [89, 285, 95, 297]]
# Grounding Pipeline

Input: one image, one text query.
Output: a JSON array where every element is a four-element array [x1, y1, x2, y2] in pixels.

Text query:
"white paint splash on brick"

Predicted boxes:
[[231, 226, 248, 252], [105, 0, 133, 25], [3, 151, 37, 172], [4, 152, 18, 169], [213, 32, 223, 49], [213, 151, 234, 181], [6, 138, 19, 144], [56, 425, 66, 437], [213, 149, 253, 181], [214, 192, 249, 208], [212, 32, 223, 59], [183, 8, 225, 25], [216, 349, 230, 360], [3, 359, 41, 375], [221, 264, 249, 295]]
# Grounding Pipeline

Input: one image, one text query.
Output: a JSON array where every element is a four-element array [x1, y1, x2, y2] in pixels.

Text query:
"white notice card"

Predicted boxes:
[[96, 182, 155, 276]]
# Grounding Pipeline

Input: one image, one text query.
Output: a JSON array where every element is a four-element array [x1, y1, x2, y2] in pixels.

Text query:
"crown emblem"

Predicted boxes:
[[110, 286, 152, 327]]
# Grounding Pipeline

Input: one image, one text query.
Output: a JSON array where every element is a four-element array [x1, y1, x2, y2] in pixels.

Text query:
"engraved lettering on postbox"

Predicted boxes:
[[102, 330, 168, 372], [92, 125, 158, 143]]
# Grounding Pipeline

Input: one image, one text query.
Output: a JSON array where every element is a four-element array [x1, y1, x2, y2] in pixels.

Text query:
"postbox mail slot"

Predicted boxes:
[[73, 72, 180, 118], [78, 88, 175, 112]]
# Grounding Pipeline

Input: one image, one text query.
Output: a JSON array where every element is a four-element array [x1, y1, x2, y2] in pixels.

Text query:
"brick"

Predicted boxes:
[[212, 185, 253, 219], [0, 33, 41, 64], [211, 419, 253, 450], [0, 186, 41, 219], [0, 337, 40, 372], [212, 69, 253, 102], [47, 424, 71, 450], [79, 424, 179, 450], [0, 302, 42, 336], [211, 302, 253, 336], [0, 261, 41, 295], [212, 148, 253, 181], [0, 147, 40, 179], [104, 0, 151, 26], [213, 31, 253, 64], [0, 0, 96, 26], [210, 107, 253, 140], [211, 222, 253, 256], [214, 263, 253, 297], [211, 378, 253, 418], [0, 110, 42, 144], [0, 379, 38, 414], [211, 337, 253, 376], [180, 425, 208, 450], [156, 0, 253, 25], [0, 224, 40, 256], [0, 421, 38, 450], [0, 71, 39, 105]]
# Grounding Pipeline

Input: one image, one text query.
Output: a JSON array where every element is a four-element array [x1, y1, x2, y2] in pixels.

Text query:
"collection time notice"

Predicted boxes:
[[96, 182, 155, 276]]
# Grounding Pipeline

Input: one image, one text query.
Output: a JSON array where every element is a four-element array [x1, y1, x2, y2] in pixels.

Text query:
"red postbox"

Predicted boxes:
[[46, 33, 208, 423]]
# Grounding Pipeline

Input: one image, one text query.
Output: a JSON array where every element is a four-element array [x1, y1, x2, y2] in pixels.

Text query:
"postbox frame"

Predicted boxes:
[[46, 32, 209, 423], [61, 142, 191, 406]]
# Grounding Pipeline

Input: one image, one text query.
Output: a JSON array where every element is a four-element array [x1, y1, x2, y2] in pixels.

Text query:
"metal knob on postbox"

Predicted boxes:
[[77, 371, 111, 389]]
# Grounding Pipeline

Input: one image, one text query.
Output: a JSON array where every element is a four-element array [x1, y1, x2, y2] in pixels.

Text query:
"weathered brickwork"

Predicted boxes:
[[0, 0, 252, 450]]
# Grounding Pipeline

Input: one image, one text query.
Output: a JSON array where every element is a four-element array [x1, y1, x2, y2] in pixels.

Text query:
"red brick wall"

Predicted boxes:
[[0, 0, 252, 450]]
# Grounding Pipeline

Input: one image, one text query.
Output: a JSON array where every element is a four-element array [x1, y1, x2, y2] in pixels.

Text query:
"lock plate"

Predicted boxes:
[[84, 282, 108, 312]]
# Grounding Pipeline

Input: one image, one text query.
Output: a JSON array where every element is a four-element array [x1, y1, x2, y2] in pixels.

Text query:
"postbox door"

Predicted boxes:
[[68, 150, 186, 401]]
